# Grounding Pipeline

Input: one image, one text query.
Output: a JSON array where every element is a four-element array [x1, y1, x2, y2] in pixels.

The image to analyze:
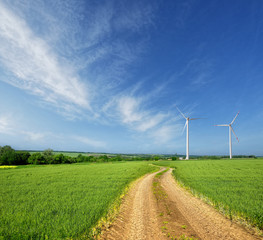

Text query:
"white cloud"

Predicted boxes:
[[0, 114, 47, 141], [151, 125, 181, 144], [21, 131, 46, 141], [0, 1, 182, 150], [118, 96, 144, 123], [0, 2, 90, 115], [115, 95, 166, 131], [135, 114, 166, 132], [0, 112, 106, 149], [113, 1, 154, 32], [0, 115, 14, 135], [0, 1, 157, 121], [105, 93, 183, 146]]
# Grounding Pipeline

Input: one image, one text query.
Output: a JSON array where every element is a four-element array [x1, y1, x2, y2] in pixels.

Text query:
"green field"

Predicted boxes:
[[0, 162, 157, 239], [154, 159, 263, 230]]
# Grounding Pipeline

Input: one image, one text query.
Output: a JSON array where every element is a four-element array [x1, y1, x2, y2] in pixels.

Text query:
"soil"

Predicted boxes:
[[100, 168, 263, 240]]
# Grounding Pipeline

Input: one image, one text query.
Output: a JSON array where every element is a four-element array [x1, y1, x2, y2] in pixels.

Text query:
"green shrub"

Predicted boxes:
[[0, 146, 16, 165], [28, 153, 46, 164], [14, 151, 30, 165], [43, 148, 54, 163]]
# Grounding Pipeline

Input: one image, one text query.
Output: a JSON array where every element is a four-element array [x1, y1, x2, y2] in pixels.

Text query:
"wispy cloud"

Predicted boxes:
[[0, 115, 14, 135], [102, 86, 183, 145], [0, 113, 47, 141], [0, 1, 156, 120], [21, 131, 47, 142], [112, 1, 155, 32], [0, 1, 182, 148], [0, 2, 90, 117], [136, 114, 166, 132], [178, 58, 213, 89], [0, 113, 106, 149], [151, 125, 181, 144], [117, 96, 144, 124]]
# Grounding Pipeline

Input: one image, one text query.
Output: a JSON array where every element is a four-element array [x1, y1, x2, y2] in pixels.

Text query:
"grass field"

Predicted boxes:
[[154, 159, 263, 230], [0, 162, 157, 239]]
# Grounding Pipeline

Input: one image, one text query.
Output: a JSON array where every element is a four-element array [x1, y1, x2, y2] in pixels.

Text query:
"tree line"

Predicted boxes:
[[0, 146, 71, 165], [0, 145, 172, 165]]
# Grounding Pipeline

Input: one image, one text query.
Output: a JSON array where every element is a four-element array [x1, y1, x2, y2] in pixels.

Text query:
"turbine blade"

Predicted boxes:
[[175, 105, 187, 119], [182, 120, 187, 135], [231, 111, 240, 125], [215, 124, 228, 126], [190, 118, 203, 120], [231, 126, 239, 142]]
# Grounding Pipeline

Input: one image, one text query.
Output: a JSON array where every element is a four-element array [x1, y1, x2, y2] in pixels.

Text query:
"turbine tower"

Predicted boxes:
[[215, 111, 239, 159], [175, 106, 202, 160]]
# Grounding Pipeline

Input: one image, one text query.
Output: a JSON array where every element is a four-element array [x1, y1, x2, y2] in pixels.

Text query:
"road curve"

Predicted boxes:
[[100, 168, 262, 240]]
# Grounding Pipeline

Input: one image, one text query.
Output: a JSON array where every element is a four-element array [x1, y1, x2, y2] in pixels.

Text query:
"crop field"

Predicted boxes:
[[154, 159, 263, 230], [0, 162, 157, 239]]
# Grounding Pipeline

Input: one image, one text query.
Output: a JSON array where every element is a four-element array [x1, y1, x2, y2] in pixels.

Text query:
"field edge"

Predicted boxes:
[[90, 164, 160, 239]]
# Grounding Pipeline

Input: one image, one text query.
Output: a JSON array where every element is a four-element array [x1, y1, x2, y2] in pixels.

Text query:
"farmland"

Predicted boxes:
[[0, 161, 157, 239], [1, 158, 263, 239], [153, 159, 263, 230]]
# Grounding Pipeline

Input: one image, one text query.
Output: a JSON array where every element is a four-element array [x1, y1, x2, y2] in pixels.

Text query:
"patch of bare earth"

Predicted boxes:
[[100, 168, 263, 240]]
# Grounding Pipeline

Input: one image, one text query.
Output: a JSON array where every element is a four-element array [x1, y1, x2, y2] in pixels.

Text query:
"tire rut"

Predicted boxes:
[[100, 169, 167, 240], [100, 168, 262, 240]]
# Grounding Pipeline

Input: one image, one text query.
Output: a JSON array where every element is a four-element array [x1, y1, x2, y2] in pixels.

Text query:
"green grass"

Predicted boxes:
[[153, 159, 263, 230], [0, 162, 157, 239]]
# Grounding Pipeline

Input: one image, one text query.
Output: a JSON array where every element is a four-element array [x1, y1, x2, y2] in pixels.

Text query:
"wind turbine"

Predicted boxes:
[[215, 111, 239, 159], [175, 106, 202, 160]]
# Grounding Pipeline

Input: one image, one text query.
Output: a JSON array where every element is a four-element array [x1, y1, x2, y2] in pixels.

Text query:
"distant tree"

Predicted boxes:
[[52, 154, 65, 164], [76, 154, 85, 162], [15, 151, 30, 165], [76, 154, 96, 163], [98, 155, 109, 162], [171, 156, 177, 161], [112, 155, 122, 161], [28, 153, 46, 164], [63, 156, 75, 164], [43, 148, 54, 163], [0, 145, 16, 165], [133, 156, 143, 161]]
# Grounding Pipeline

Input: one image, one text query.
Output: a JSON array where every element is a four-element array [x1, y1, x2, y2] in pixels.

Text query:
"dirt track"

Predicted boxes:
[[100, 168, 262, 240], [100, 169, 166, 240]]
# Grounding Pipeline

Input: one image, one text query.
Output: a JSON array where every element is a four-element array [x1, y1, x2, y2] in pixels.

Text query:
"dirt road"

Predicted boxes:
[[100, 168, 262, 240], [101, 169, 167, 240]]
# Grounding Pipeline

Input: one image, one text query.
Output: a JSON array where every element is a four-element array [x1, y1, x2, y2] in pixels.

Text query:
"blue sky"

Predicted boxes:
[[0, 0, 263, 156]]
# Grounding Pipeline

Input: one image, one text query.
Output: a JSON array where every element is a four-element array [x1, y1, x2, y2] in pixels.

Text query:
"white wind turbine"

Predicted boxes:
[[215, 111, 240, 159], [175, 106, 202, 160]]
